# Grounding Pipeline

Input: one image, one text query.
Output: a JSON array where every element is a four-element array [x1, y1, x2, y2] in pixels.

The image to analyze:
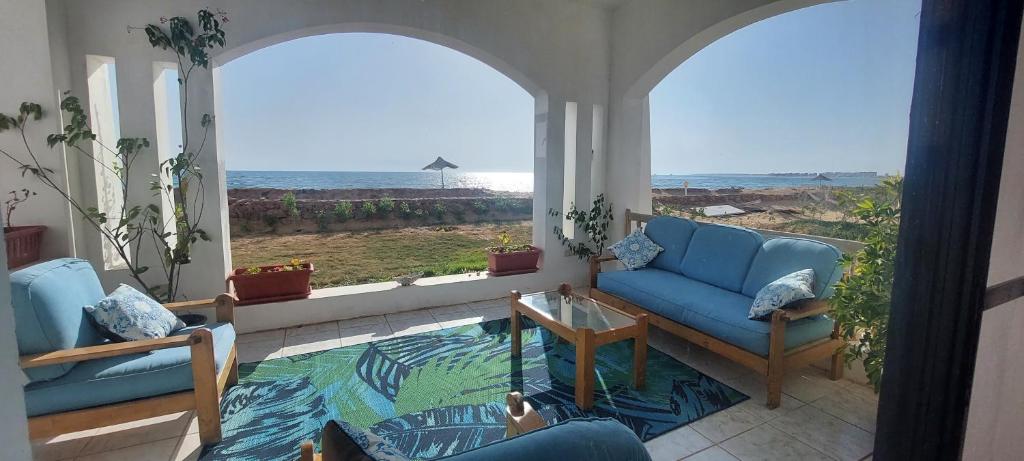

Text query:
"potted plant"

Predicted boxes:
[[487, 231, 540, 276], [228, 258, 315, 305], [4, 189, 46, 269]]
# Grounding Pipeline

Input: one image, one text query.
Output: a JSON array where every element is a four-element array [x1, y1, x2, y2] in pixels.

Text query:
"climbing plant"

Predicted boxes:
[[549, 194, 614, 260], [0, 9, 228, 302]]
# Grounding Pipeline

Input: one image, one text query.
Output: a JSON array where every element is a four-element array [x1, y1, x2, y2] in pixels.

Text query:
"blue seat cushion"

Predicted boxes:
[[642, 216, 698, 273], [597, 269, 834, 356], [444, 417, 651, 461], [24, 322, 236, 417], [10, 258, 106, 382], [742, 237, 844, 299], [679, 224, 763, 292]]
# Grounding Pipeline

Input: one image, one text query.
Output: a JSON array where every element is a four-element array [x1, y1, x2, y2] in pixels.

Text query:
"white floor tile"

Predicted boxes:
[[337, 315, 387, 329], [767, 405, 874, 461], [811, 382, 879, 433], [720, 425, 831, 461], [644, 426, 714, 461], [31, 428, 97, 461], [340, 323, 393, 346], [684, 446, 740, 461], [236, 338, 285, 363], [285, 321, 339, 338], [79, 413, 189, 455], [690, 406, 765, 443], [74, 437, 179, 461], [170, 432, 201, 461], [433, 311, 485, 328], [235, 328, 286, 344]]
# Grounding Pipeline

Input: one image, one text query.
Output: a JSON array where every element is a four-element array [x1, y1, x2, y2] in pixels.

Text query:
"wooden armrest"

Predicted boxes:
[[590, 253, 618, 264], [163, 293, 235, 324], [777, 299, 831, 321], [20, 333, 200, 368]]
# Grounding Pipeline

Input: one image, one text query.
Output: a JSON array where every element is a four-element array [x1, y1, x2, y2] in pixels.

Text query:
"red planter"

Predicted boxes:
[[487, 246, 541, 276], [4, 225, 46, 269], [228, 262, 314, 306]]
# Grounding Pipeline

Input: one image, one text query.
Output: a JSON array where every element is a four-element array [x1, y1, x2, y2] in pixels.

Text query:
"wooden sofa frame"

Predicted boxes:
[[19, 294, 239, 445], [589, 210, 846, 408]]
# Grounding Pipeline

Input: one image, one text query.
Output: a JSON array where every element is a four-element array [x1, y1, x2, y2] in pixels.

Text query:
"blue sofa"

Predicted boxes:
[[11, 258, 238, 444], [303, 417, 651, 461], [590, 213, 847, 408]]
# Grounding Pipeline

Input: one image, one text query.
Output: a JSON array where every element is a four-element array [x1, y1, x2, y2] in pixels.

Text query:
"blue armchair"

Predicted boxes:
[[12, 258, 238, 445]]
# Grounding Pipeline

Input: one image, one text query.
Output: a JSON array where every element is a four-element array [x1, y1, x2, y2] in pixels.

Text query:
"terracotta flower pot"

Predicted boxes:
[[487, 246, 541, 276], [4, 225, 46, 269], [227, 262, 314, 306]]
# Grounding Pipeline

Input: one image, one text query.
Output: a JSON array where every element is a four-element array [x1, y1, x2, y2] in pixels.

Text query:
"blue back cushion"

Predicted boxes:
[[642, 216, 697, 273], [680, 224, 764, 292], [742, 237, 844, 299], [10, 258, 106, 382]]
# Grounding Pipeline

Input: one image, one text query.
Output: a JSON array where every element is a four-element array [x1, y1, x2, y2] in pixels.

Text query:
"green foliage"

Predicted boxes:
[[361, 201, 377, 218], [282, 192, 299, 218], [262, 214, 280, 230], [432, 202, 447, 220], [377, 196, 395, 214], [549, 194, 614, 260], [0, 9, 227, 301], [452, 208, 466, 223], [472, 200, 489, 215], [397, 201, 412, 219], [315, 209, 330, 232], [333, 202, 353, 222], [487, 230, 532, 253], [775, 219, 872, 242], [829, 176, 903, 392], [494, 197, 514, 212], [4, 188, 36, 226], [687, 207, 707, 219]]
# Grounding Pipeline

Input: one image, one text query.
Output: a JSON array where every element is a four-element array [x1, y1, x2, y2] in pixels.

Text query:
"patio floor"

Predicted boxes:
[[31, 298, 877, 461]]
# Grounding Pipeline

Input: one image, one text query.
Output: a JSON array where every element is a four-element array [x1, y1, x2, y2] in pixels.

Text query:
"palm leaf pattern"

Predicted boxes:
[[200, 319, 747, 461]]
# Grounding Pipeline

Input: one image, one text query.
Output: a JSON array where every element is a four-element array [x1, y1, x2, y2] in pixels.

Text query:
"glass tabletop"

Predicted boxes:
[[517, 290, 635, 332]]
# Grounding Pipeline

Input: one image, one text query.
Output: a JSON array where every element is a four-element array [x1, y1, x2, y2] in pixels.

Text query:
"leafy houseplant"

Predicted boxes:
[[486, 230, 540, 276], [228, 258, 314, 305], [548, 194, 614, 260], [0, 9, 228, 301], [829, 176, 903, 391], [3, 189, 46, 268]]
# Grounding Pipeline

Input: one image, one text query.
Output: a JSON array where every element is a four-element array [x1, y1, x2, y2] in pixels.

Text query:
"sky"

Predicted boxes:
[[215, 33, 534, 172], [209, 0, 921, 174], [650, 0, 921, 175]]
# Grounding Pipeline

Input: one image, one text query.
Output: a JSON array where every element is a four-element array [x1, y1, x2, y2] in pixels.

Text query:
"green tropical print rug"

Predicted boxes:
[[200, 318, 747, 460]]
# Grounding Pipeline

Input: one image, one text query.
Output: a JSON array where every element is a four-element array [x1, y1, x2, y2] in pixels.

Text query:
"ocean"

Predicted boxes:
[[226, 170, 881, 193]]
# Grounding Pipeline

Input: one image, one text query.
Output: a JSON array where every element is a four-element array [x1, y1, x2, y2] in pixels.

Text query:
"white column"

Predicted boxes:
[[605, 95, 654, 240]]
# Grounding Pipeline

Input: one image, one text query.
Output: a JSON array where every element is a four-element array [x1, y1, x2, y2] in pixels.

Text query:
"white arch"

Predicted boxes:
[[213, 22, 543, 98], [624, 0, 837, 100]]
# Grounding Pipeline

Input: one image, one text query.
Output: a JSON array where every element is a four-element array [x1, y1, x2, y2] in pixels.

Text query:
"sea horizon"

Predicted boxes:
[[226, 170, 883, 192]]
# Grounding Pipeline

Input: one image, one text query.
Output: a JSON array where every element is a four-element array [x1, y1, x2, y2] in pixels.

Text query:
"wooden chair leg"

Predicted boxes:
[[828, 322, 844, 381], [190, 329, 223, 444], [227, 347, 240, 386], [766, 312, 787, 409], [505, 392, 546, 437]]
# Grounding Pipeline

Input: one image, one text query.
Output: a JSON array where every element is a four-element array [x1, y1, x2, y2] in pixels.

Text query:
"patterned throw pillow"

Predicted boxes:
[[84, 284, 185, 341], [609, 228, 664, 270], [748, 269, 816, 320]]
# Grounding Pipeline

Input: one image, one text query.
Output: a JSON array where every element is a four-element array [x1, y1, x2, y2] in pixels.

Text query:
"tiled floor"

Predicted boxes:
[[31, 298, 877, 461]]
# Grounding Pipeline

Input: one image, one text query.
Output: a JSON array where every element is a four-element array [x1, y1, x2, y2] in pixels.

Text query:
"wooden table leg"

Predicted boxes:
[[510, 291, 522, 357], [575, 328, 596, 410], [634, 314, 648, 389]]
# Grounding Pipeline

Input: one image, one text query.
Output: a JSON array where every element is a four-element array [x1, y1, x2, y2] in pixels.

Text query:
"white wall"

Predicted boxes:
[[0, 0, 74, 263], [962, 24, 1024, 461]]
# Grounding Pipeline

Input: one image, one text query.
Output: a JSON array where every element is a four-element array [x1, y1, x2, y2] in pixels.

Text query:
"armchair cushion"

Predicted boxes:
[[23, 322, 236, 417], [642, 216, 698, 273], [85, 284, 185, 341], [741, 237, 843, 298], [11, 258, 106, 383]]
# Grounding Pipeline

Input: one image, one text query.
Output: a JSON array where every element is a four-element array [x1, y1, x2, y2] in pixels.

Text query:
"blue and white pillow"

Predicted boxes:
[[748, 269, 816, 320], [84, 284, 185, 341], [609, 228, 664, 270]]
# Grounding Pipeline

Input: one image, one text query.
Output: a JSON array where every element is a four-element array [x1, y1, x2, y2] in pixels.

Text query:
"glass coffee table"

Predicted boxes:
[[509, 283, 648, 409]]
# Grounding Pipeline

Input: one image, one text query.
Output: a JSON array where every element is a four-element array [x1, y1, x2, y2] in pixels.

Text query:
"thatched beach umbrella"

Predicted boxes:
[[422, 156, 459, 189], [814, 173, 832, 189]]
